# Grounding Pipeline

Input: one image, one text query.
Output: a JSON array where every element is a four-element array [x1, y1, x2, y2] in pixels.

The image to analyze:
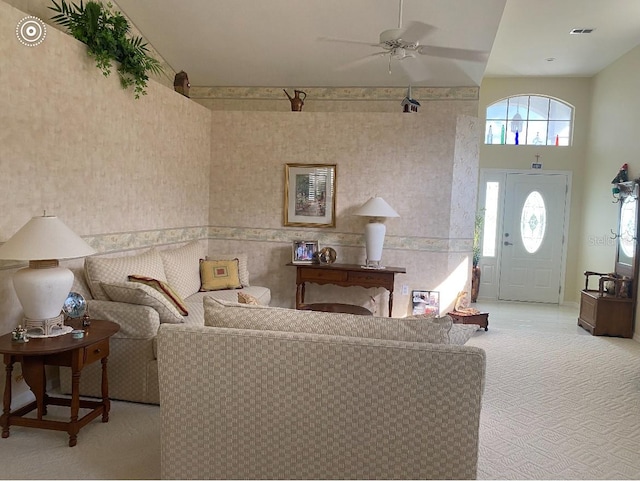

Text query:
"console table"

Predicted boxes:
[[0, 319, 119, 447], [287, 263, 406, 317]]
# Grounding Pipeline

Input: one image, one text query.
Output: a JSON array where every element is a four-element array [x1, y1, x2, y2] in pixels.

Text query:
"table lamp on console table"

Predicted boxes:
[[354, 196, 399, 269], [0, 214, 95, 334]]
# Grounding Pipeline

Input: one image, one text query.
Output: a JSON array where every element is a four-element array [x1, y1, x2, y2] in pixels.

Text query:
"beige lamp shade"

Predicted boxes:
[[353, 197, 400, 218], [0, 215, 95, 261], [0, 215, 95, 322]]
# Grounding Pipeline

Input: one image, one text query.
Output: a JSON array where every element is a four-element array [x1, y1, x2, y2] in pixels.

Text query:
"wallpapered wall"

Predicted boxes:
[[208, 110, 479, 313], [0, 0, 211, 338], [1, 0, 480, 330], [0, 0, 480, 398]]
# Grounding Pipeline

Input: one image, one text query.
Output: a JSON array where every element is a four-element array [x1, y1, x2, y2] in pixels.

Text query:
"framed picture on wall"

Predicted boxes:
[[292, 240, 319, 264], [412, 290, 440, 316], [284, 164, 337, 228]]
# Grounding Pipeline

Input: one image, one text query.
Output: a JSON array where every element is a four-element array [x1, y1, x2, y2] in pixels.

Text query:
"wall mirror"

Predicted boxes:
[[615, 182, 639, 277]]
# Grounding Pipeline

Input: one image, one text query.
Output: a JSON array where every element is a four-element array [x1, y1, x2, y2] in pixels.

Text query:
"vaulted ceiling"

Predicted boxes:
[[113, 0, 640, 88]]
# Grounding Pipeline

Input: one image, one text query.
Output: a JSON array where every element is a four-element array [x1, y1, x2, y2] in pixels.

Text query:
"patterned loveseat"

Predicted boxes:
[[157, 298, 486, 480], [60, 240, 270, 404]]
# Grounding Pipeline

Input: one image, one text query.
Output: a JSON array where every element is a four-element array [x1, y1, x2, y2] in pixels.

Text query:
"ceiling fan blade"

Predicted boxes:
[[398, 21, 434, 43], [318, 36, 380, 48], [417, 45, 489, 62], [335, 51, 388, 71], [398, 58, 432, 83]]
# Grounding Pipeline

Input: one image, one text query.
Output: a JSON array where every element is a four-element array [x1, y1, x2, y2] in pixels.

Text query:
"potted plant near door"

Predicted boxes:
[[471, 211, 484, 303]]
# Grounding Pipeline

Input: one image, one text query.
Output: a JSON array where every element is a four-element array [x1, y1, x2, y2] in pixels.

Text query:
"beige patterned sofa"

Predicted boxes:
[[60, 240, 270, 404], [158, 298, 486, 480]]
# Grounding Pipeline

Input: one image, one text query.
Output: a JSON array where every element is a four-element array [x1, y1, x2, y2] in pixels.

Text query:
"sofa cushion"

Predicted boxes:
[[208, 252, 250, 287], [85, 248, 167, 301], [203, 298, 452, 344], [159, 240, 205, 300], [200, 259, 242, 291], [102, 281, 184, 324], [128, 275, 189, 315]]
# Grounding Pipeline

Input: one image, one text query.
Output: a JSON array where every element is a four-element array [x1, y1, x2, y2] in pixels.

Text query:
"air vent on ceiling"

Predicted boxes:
[[570, 28, 595, 34]]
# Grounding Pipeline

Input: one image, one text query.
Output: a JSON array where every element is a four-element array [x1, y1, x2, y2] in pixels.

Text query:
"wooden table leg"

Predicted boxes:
[[68, 368, 81, 447], [295, 282, 306, 309], [20, 357, 47, 419], [1, 357, 13, 439], [101, 357, 110, 423]]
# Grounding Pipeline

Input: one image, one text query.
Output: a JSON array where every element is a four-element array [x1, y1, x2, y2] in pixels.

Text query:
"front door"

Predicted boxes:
[[498, 173, 568, 303]]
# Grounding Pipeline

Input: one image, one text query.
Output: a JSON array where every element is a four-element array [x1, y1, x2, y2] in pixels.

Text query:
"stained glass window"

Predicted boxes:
[[485, 95, 573, 146]]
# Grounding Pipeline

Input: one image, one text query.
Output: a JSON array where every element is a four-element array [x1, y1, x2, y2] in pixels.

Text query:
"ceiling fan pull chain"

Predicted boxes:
[[388, 54, 392, 74]]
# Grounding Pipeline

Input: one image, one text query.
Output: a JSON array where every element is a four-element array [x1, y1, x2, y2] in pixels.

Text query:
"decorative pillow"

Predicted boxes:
[[208, 253, 250, 287], [203, 298, 452, 344], [449, 323, 479, 345], [128, 275, 189, 315], [159, 240, 206, 299], [84, 248, 166, 301], [238, 292, 259, 305], [200, 259, 242, 291], [101, 282, 184, 324]]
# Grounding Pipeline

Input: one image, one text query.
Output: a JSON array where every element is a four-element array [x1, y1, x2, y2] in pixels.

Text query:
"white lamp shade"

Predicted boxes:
[[353, 197, 399, 218], [0, 215, 95, 261]]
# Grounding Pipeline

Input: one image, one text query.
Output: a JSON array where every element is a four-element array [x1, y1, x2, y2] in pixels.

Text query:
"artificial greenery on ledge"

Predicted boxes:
[[49, 0, 163, 99]]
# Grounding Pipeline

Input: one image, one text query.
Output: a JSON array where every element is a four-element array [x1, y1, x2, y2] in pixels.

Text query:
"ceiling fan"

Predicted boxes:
[[319, 0, 488, 79]]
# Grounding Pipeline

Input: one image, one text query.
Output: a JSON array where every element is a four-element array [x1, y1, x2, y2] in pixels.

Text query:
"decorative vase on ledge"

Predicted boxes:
[[283, 89, 307, 111], [471, 265, 481, 303]]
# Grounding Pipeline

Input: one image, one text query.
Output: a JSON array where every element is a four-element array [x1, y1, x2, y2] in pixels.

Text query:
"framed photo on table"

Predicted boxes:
[[284, 163, 336, 228], [292, 240, 319, 264]]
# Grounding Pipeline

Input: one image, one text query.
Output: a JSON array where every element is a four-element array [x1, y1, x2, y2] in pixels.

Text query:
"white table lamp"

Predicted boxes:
[[354, 197, 399, 269], [0, 215, 95, 326]]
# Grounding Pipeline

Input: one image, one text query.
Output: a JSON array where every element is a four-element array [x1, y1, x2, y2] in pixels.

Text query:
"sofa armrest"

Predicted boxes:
[[87, 300, 160, 339]]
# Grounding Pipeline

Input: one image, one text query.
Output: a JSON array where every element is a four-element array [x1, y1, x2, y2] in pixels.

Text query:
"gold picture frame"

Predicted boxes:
[[284, 163, 336, 228]]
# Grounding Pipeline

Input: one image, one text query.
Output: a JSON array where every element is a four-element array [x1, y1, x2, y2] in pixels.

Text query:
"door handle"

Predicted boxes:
[[504, 241, 513, 246]]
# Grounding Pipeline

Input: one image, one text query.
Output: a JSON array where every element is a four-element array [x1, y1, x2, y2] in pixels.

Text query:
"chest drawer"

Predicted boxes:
[[83, 339, 110, 365], [299, 268, 347, 282], [347, 271, 391, 286]]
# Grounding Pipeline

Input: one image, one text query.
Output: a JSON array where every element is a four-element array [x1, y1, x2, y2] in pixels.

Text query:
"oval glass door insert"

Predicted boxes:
[[619, 195, 636, 258], [520, 191, 546, 253]]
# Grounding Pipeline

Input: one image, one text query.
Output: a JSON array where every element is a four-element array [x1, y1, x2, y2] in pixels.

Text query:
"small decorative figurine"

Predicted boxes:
[[401, 85, 420, 113], [283, 89, 306, 111], [174, 70, 190, 98], [453, 291, 480, 315], [11, 325, 29, 343], [611, 163, 629, 195]]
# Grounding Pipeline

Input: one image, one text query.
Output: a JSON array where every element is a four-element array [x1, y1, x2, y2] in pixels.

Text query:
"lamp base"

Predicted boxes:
[[361, 260, 387, 270], [24, 313, 65, 336]]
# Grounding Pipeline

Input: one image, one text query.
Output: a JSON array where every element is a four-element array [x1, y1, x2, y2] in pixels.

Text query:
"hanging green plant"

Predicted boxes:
[[49, 0, 164, 98]]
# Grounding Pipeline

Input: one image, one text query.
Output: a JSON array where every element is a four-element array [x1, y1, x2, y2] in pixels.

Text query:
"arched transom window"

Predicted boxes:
[[485, 95, 573, 146]]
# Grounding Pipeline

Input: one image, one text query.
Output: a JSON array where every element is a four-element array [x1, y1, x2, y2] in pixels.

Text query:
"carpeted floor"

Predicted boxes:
[[0, 399, 160, 479], [2, 302, 640, 480], [468, 325, 640, 480]]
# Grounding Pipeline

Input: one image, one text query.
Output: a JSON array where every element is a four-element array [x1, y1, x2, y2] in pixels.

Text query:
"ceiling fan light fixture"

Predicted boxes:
[[380, 28, 403, 46]]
